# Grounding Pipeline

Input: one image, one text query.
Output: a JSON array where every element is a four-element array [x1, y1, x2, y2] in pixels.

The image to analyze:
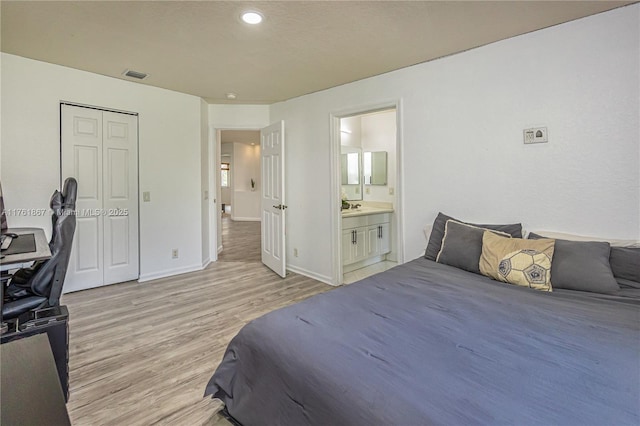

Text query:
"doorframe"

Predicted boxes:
[[59, 101, 141, 285], [209, 124, 263, 261], [329, 99, 404, 286]]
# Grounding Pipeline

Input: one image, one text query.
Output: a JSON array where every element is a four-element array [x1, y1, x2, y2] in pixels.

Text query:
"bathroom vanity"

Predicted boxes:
[[342, 206, 393, 273]]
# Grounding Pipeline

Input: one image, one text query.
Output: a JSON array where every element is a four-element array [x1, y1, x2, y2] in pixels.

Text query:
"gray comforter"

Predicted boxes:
[[205, 258, 640, 425]]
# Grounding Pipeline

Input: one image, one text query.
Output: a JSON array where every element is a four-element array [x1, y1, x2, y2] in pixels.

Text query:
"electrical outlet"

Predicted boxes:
[[172, 248, 179, 259], [365, 187, 371, 194], [294, 248, 299, 257], [524, 127, 548, 144], [143, 191, 151, 202], [388, 187, 394, 195], [204, 190, 209, 200]]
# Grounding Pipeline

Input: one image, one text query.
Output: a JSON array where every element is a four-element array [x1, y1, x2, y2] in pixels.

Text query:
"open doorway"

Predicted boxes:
[[331, 104, 403, 285], [216, 130, 262, 262]]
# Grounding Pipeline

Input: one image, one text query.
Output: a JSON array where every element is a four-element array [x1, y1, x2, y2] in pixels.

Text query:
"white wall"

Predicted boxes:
[[340, 116, 362, 148], [1, 53, 206, 282], [232, 143, 261, 221], [270, 5, 640, 283], [209, 105, 270, 129]]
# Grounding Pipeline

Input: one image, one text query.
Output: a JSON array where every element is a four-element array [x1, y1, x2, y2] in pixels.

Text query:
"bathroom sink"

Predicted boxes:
[[341, 208, 363, 216]]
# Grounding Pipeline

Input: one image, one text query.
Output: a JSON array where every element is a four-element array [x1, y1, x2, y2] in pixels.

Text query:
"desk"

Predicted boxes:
[[1, 333, 71, 424], [1, 227, 52, 329], [1, 227, 51, 268], [0, 229, 68, 402]]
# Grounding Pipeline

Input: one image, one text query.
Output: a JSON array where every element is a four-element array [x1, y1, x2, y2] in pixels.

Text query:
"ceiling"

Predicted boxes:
[[1, 1, 633, 104], [221, 130, 260, 145]]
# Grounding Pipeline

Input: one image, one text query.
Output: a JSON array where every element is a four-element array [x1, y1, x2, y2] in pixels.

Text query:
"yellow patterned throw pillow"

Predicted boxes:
[[479, 231, 555, 292]]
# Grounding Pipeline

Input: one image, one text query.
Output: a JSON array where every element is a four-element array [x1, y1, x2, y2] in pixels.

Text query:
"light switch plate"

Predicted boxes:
[[143, 191, 151, 202], [524, 127, 548, 144]]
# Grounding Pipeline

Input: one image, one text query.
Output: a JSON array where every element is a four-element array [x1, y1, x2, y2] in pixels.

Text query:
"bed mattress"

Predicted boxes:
[[205, 258, 640, 425]]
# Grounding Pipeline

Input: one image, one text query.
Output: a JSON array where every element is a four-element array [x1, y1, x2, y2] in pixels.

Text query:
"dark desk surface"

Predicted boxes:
[[1, 333, 71, 425], [1, 228, 51, 266]]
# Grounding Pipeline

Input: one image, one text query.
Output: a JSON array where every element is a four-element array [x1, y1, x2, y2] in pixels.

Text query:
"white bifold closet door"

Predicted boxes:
[[61, 104, 139, 292]]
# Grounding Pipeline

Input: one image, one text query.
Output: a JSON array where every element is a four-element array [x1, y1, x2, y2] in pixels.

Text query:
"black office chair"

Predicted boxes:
[[2, 178, 77, 320]]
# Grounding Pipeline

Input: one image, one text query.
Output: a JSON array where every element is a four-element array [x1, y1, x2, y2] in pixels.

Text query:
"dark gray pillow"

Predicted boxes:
[[436, 220, 511, 274], [529, 233, 619, 294], [617, 278, 640, 289], [425, 212, 523, 261], [609, 247, 640, 285]]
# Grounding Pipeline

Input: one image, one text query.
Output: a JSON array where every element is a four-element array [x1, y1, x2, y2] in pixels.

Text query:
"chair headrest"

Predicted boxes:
[[50, 190, 63, 211], [61, 177, 77, 209]]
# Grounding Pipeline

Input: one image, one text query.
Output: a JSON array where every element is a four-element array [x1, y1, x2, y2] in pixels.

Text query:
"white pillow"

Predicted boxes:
[[528, 231, 640, 248]]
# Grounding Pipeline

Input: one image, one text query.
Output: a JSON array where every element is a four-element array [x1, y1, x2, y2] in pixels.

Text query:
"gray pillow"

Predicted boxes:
[[609, 247, 640, 285], [425, 212, 523, 261], [436, 220, 510, 274], [529, 233, 619, 294], [617, 278, 640, 290]]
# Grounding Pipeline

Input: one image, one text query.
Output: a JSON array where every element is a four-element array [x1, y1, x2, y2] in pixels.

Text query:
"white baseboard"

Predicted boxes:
[[202, 257, 211, 269], [218, 245, 223, 253], [231, 217, 261, 222], [287, 265, 336, 286], [138, 260, 334, 287], [138, 263, 204, 283]]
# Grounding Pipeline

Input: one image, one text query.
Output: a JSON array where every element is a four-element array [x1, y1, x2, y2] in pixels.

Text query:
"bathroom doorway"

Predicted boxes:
[[331, 104, 403, 285]]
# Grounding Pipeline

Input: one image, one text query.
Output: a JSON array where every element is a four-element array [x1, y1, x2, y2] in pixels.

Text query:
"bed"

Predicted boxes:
[[205, 215, 640, 425]]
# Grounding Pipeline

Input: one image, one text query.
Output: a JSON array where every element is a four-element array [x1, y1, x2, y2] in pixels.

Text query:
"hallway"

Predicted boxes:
[[217, 214, 261, 263]]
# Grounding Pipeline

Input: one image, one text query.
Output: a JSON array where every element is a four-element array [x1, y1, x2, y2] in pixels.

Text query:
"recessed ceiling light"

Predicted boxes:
[[226, 93, 237, 100], [241, 11, 263, 25]]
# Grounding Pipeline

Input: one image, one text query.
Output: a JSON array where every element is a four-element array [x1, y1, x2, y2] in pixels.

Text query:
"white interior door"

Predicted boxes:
[[61, 104, 139, 292], [261, 121, 286, 277], [62, 105, 104, 291], [102, 111, 139, 285]]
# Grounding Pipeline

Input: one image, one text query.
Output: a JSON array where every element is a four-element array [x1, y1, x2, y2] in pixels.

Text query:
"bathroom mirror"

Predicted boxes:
[[364, 151, 387, 185], [342, 152, 360, 185], [341, 147, 362, 201]]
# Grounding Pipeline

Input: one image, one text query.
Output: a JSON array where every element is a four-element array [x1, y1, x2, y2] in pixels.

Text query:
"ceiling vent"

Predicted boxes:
[[122, 69, 148, 80]]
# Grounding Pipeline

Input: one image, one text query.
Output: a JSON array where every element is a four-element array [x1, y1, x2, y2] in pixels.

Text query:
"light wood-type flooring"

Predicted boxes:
[[62, 216, 332, 425], [217, 214, 261, 263]]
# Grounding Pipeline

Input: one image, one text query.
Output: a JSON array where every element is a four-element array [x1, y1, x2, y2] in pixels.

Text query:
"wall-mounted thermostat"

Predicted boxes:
[[524, 127, 548, 144]]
